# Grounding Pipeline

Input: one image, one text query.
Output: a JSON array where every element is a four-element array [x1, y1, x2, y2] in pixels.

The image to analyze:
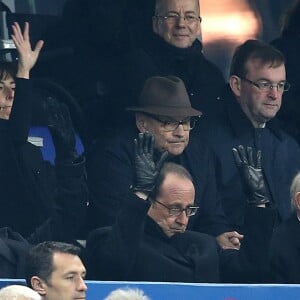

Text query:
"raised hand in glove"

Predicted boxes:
[[45, 97, 78, 162], [133, 132, 168, 193], [232, 145, 269, 206]]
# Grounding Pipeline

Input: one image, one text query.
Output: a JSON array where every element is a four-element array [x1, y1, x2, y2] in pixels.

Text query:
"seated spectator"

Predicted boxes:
[[0, 22, 87, 237], [85, 133, 276, 283], [86, 75, 242, 249], [271, 0, 300, 145], [105, 0, 225, 134], [26, 241, 87, 300], [0, 23, 88, 279], [195, 39, 300, 233], [0, 285, 41, 300], [104, 287, 151, 300], [269, 171, 300, 283]]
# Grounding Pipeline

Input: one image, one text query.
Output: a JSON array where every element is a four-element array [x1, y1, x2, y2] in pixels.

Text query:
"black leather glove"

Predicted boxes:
[[45, 98, 78, 162], [232, 145, 270, 205], [133, 132, 168, 193]]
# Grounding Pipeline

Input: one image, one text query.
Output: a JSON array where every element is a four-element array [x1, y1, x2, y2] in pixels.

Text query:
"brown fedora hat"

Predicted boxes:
[[126, 76, 202, 117]]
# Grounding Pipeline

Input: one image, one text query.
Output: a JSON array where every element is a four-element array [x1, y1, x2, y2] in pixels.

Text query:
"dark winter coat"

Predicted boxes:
[[195, 85, 300, 232], [85, 192, 276, 283]]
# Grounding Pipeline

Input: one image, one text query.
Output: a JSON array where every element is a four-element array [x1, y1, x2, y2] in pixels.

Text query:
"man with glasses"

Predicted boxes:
[[196, 39, 300, 233], [104, 0, 225, 134], [86, 75, 242, 249], [85, 133, 276, 282]]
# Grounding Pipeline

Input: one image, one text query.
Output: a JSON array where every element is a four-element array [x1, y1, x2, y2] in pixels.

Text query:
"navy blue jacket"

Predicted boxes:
[[195, 85, 300, 231]]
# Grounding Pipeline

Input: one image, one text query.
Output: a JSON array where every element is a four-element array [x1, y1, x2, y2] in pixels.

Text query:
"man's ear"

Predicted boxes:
[[229, 75, 242, 97], [152, 16, 159, 34], [295, 192, 300, 211], [135, 113, 147, 133], [31, 276, 47, 296]]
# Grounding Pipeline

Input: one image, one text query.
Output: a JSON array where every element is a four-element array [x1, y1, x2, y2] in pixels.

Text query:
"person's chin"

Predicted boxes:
[[262, 110, 278, 121], [172, 40, 191, 48], [168, 146, 185, 156], [168, 36, 191, 48]]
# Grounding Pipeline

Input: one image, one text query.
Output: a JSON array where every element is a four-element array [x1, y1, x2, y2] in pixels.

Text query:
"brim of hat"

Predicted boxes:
[[126, 106, 202, 117]]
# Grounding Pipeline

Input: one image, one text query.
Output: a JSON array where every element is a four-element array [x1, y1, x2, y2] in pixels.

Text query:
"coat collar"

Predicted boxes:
[[144, 217, 193, 266], [146, 33, 203, 59]]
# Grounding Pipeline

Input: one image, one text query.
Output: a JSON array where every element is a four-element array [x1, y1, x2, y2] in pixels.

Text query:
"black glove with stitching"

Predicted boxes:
[[45, 97, 78, 162], [133, 132, 168, 193], [232, 145, 270, 205]]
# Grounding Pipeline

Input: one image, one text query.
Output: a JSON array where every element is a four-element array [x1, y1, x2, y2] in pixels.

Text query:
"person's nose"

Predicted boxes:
[[175, 211, 189, 226], [77, 277, 88, 291], [176, 16, 187, 27], [173, 124, 185, 137], [267, 86, 279, 100], [5, 86, 14, 100]]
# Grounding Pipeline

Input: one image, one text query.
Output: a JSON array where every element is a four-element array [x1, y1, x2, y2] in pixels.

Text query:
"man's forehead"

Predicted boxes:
[[160, 173, 195, 198], [52, 253, 84, 271], [159, 0, 199, 11]]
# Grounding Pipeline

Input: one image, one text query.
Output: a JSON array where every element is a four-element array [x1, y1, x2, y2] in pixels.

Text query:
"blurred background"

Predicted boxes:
[[2, 0, 295, 80]]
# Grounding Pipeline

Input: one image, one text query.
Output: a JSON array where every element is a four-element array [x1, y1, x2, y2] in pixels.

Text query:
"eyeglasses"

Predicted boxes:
[[147, 114, 199, 132], [239, 77, 291, 92], [155, 13, 202, 24], [153, 199, 199, 217]]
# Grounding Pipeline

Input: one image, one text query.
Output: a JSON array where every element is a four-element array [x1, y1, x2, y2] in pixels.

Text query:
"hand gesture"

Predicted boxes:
[[133, 132, 168, 193], [232, 145, 269, 206], [45, 98, 77, 162], [11, 22, 44, 78]]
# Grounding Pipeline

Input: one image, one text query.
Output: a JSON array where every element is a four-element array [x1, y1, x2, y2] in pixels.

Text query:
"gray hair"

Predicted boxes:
[[0, 285, 41, 300], [104, 288, 151, 300], [290, 172, 300, 212]]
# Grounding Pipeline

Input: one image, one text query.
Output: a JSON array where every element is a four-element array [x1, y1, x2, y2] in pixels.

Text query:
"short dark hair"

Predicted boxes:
[[0, 61, 17, 80], [26, 241, 81, 287], [230, 39, 285, 78], [151, 162, 193, 199]]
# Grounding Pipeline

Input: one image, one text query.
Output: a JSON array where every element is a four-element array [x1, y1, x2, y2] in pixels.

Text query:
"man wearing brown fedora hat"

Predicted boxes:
[[86, 75, 242, 249], [127, 76, 201, 157]]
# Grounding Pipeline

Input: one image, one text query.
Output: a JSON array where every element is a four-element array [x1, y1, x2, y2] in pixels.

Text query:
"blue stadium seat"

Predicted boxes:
[[28, 126, 84, 164]]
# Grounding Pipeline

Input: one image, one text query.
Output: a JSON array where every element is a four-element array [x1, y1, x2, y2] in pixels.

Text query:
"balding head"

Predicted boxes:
[[0, 285, 41, 300]]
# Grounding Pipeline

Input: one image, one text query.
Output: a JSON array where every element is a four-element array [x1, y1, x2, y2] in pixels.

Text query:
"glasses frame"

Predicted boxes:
[[153, 198, 199, 217], [239, 77, 291, 92], [155, 14, 202, 24], [146, 114, 199, 132]]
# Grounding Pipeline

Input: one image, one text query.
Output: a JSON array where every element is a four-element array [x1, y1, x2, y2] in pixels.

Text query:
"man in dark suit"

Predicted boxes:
[[85, 133, 276, 282]]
